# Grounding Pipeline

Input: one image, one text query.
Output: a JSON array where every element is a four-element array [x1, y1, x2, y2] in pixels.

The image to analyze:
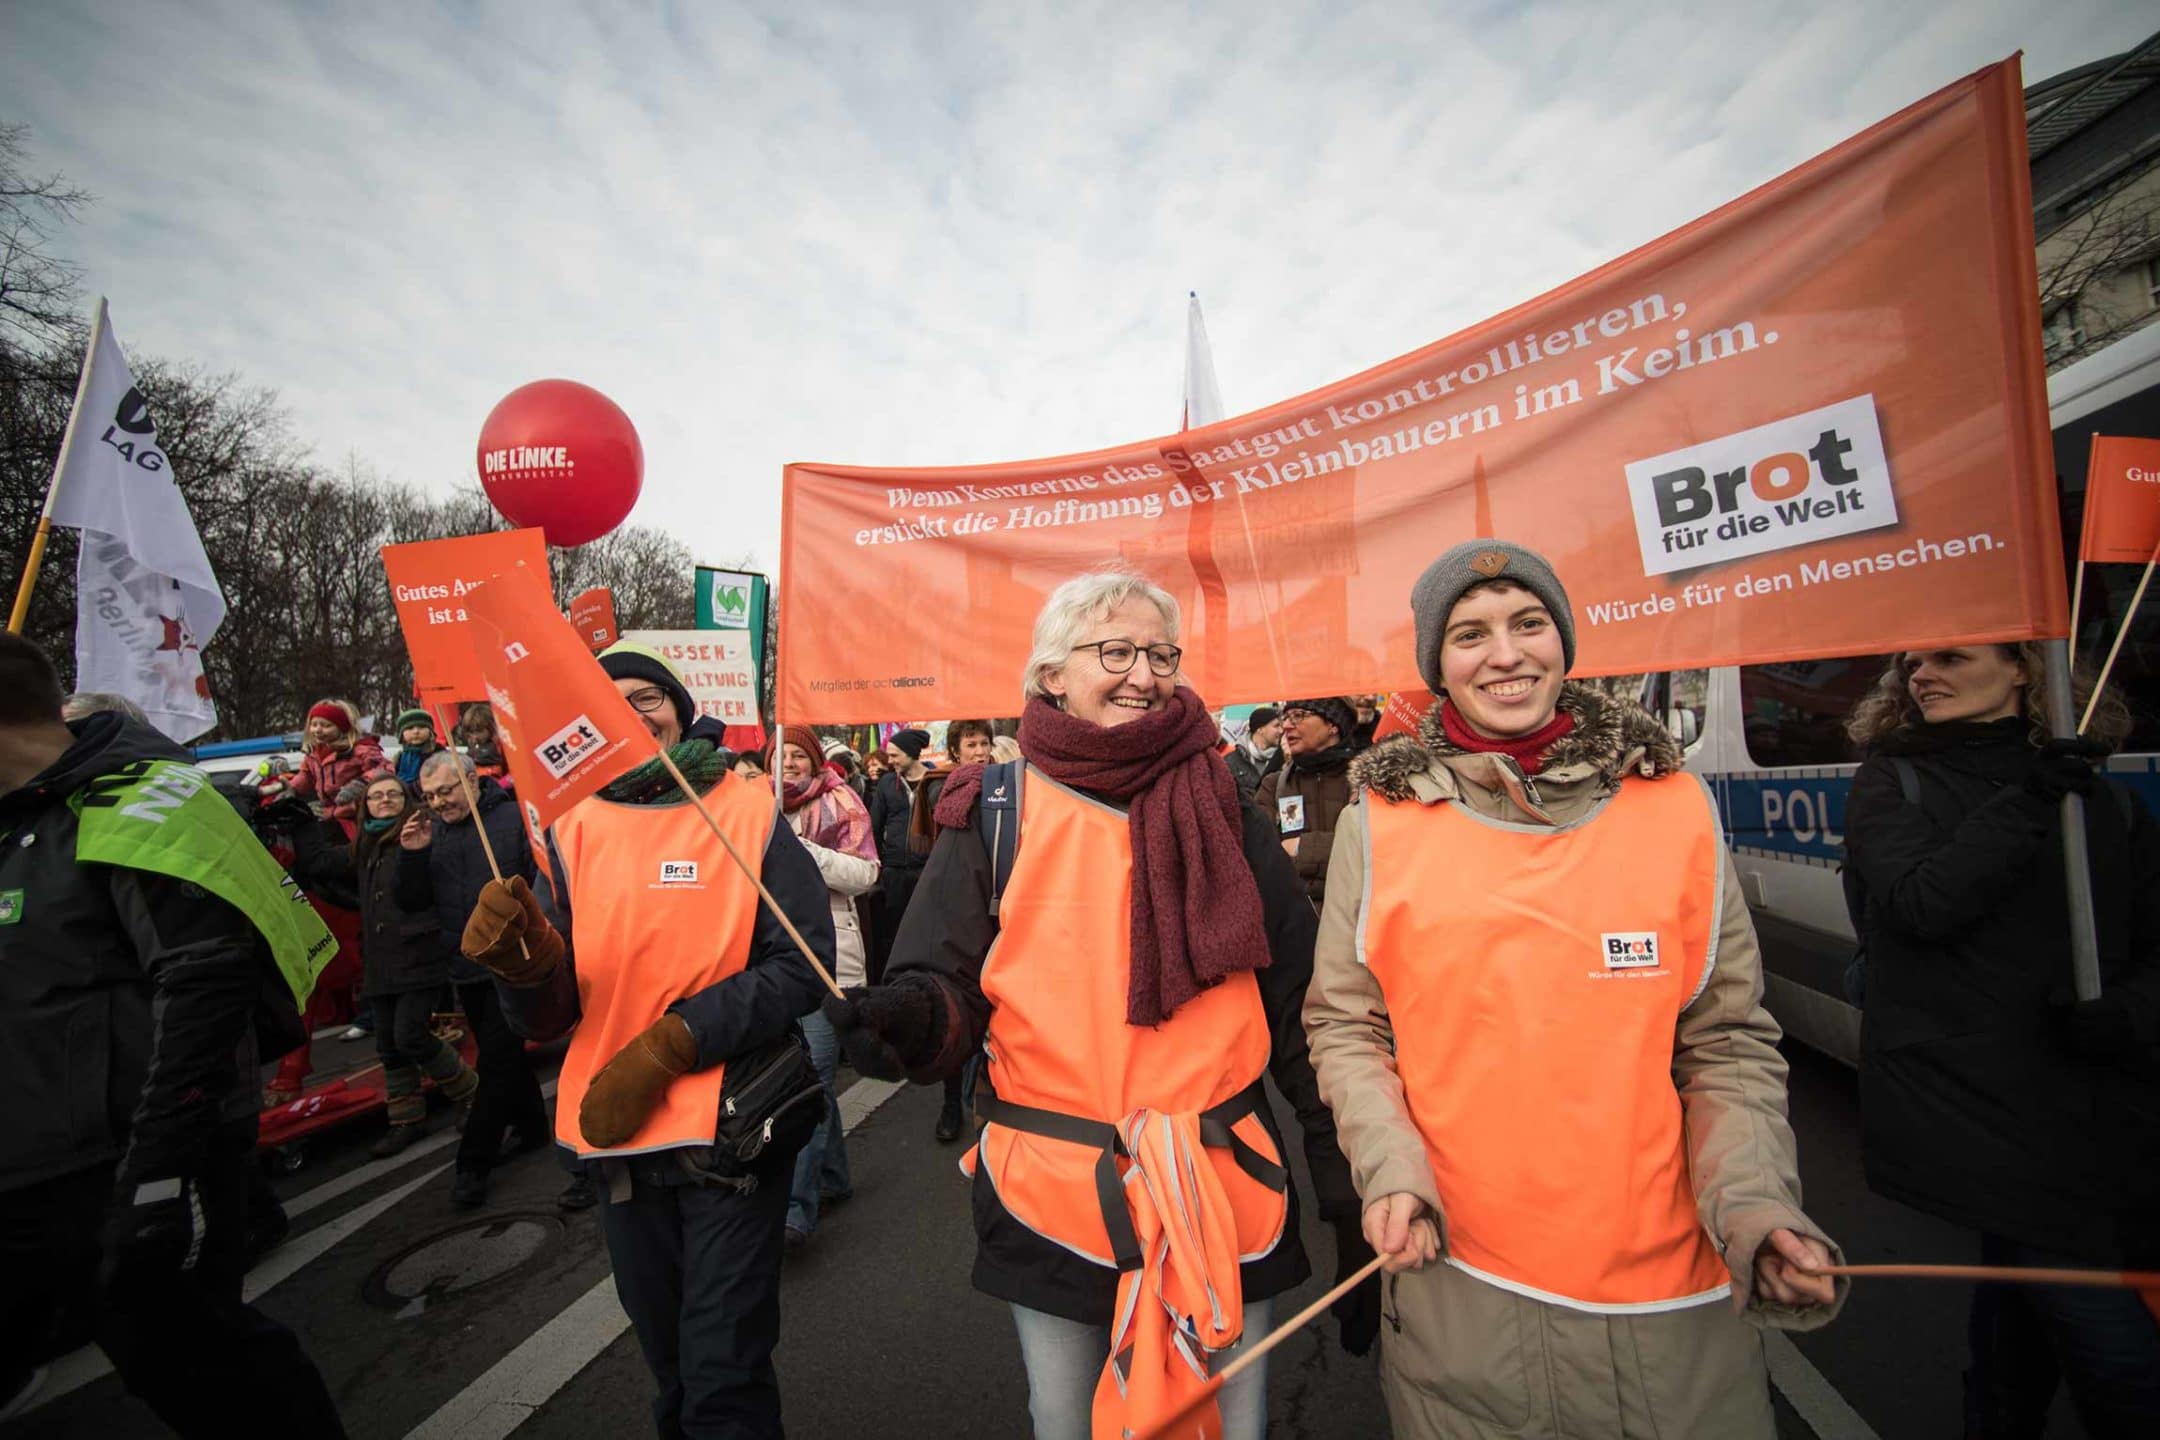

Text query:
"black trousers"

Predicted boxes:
[[599, 1166, 791, 1440], [371, 989, 449, 1071], [455, 979, 548, 1176], [0, 1129, 343, 1437], [1966, 1233, 2160, 1438]]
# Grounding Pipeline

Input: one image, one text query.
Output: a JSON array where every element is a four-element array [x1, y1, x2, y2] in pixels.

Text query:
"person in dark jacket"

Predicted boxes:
[[822, 571, 1375, 1440], [459, 639, 834, 1440], [1225, 705, 1282, 805], [864, 727, 931, 980], [1254, 697, 1359, 905], [396, 751, 565, 1209], [0, 633, 343, 1432], [354, 769, 476, 1156], [1843, 642, 2160, 1436]]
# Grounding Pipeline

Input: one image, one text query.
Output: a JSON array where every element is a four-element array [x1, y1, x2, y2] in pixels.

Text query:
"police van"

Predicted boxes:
[[1658, 322, 2160, 1064]]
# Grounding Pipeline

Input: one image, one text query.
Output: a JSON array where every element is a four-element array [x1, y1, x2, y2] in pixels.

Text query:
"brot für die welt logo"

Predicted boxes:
[[1625, 395, 1896, 576]]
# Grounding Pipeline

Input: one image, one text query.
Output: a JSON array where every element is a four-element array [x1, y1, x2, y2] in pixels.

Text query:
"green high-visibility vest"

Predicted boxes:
[[72, 758, 336, 1008]]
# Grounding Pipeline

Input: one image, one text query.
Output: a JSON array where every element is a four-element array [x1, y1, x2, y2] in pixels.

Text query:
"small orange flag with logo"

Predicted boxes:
[[466, 559, 652, 851], [2080, 436, 2160, 564]]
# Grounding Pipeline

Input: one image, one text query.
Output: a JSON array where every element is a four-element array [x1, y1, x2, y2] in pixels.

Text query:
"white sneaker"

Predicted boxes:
[[338, 1023, 370, 1041]]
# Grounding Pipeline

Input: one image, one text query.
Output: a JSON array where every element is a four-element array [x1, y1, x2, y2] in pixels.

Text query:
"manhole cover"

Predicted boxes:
[[364, 1212, 563, 1317]]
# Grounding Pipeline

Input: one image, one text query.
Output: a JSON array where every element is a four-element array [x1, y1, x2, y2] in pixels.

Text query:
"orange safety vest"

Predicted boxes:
[[549, 774, 775, 1158], [1362, 773, 1733, 1313], [962, 771, 1287, 1440]]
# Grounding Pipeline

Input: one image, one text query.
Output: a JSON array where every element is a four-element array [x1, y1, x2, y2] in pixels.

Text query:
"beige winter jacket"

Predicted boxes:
[[1303, 684, 1845, 1439]]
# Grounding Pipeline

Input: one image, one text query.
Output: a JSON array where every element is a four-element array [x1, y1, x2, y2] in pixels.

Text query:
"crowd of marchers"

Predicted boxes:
[[3, 536, 2156, 1439]]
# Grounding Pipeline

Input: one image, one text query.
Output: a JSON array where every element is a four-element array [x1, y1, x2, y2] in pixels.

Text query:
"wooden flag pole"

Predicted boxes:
[[8, 298, 108, 634], [652, 744, 846, 1000], [1132, 1253, 1388, 1440], [2078, 535, 2160, 734], [2067, 560, 2086, 669]]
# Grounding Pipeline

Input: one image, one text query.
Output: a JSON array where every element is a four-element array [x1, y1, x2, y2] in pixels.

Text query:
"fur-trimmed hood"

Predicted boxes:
[[1351, 682, 1683, 808]]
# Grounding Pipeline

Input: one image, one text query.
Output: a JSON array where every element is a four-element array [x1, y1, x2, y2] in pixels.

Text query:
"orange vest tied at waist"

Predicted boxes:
[[548, 774, 774, 1159], [1361, 773, 1733, 1314], [962, 771, 1288, 1440]]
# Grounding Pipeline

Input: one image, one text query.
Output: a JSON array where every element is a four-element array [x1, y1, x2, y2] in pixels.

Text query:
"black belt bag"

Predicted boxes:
[[710, 1028, 825, 1172]]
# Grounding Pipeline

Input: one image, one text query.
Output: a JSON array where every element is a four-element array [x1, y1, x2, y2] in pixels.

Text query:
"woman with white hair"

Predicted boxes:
[[824, 569, 1373, 1440]]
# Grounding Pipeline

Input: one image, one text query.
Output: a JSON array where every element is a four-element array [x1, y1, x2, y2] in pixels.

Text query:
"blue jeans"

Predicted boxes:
[[1966, 1234, 2160, 1437], [1009, 1297, 1272, 1440], [786, 1010, 850, 1235]]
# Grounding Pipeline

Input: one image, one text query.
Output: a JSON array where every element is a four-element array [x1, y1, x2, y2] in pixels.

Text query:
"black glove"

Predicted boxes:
[[2053, 992, 2149, 1066], [2021, 736, 2108, 804], [101, 1175, 206, 1298], [822, 981, 941, 1081], [1329, 1220, 1382, 1357]]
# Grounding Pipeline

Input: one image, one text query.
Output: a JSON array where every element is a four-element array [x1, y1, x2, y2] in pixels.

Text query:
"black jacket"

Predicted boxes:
[[356, 825, 455, 996], [0, 714, 299, 1193], [396, 778, 536, 984], [495, 772, 834, 1127], [1846, 719, 2160, 1261], [1225, 744, 1279, 806], [886, 776, 1361, 1325], [867, 771, 924, 874]]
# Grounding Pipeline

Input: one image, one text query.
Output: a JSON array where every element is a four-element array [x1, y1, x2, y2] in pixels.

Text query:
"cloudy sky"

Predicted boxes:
[[4, 0, 2151, 576]]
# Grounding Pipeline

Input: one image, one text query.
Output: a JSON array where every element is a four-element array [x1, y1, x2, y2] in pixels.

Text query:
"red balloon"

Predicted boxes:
[[475, 379, 643, 547]]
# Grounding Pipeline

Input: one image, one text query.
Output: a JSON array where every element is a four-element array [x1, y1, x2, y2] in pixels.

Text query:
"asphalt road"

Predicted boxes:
[[9, 1011, 2093, 1438]]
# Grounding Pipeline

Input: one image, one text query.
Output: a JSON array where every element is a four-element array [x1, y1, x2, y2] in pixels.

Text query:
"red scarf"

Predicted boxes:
[[1438, 700, 1575, 775], [938, 687, 1269, 1026]]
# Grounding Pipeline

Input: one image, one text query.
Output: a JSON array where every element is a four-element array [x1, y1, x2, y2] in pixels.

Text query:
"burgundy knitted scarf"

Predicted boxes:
[[937, 687, 1269, 1026]]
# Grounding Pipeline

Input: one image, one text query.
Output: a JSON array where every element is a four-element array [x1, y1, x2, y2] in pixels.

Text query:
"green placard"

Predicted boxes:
[[694, 568, 770, 717]]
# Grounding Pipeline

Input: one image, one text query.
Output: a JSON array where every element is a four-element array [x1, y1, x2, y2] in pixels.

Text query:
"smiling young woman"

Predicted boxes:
[[1304, 538, 1842, 1440]]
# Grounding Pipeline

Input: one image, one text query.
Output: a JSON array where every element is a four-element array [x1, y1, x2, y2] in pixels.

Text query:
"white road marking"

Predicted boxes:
[[1766, 1331, 1882, 1440], [405, 1075, 907, 1440], [286, 1079, 560, 1221], [31, 1162, 452, 1413]]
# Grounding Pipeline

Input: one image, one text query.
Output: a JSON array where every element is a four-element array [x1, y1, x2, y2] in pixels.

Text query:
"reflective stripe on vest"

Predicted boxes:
[[963, 771, 1287, 1269], [549, 775, 774, 1158], [1361, 773, 1732, 1313]]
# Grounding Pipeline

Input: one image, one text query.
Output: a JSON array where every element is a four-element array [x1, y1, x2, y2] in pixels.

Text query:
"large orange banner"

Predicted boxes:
[[381, 528, 549, 701], [780, 59, 2061, 723]]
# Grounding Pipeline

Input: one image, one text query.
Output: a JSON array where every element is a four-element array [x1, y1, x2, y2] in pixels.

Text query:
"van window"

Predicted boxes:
[[1738, 657, 1886, 768]]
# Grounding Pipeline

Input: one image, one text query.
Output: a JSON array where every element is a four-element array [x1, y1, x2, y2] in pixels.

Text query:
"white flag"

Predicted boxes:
[[48, 301, 225, 742], [1182, 291, 1225, 430]]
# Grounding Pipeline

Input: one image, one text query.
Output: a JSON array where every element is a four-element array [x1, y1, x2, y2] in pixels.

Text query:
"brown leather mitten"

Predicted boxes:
[[459, 876, 563, 986], [578, 1014, 699, 1149]]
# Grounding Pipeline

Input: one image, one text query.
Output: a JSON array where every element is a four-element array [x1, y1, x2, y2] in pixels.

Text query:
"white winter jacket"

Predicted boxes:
[[783, 805, 881, 988]]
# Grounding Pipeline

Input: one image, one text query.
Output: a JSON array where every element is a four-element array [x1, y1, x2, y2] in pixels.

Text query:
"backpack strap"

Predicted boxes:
[[1890, 756, 1921, 807], [976, 760, 1024, 918]]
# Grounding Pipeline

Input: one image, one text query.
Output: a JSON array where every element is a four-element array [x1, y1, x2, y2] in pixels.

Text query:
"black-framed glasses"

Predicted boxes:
[[623, 686, 671, 715], [1071, 640, 1182, 677]]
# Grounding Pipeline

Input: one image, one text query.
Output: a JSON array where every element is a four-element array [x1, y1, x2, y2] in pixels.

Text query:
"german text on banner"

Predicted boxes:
[[51, 303, 225, 742], [623, 629, 760, 731], [2080, 436, 2160, 564], [380, 529, 548, 701], [465, 560, 650, 848], [780, 59, 2060, 722]]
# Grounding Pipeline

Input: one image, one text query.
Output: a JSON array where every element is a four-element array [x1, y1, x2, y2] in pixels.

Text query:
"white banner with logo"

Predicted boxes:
[[49, 303, 225, 742]]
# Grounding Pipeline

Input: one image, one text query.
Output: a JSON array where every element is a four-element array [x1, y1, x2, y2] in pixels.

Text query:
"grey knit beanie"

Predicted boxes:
[[1409, 540, 1576, 694]]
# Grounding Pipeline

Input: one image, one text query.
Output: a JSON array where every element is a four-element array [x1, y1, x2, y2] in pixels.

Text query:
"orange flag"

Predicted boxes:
[[381, 528, 549, 702], [465, 558, 652, 852], [570, 587, 619, 650], [2080, 436, 2160, 564]]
